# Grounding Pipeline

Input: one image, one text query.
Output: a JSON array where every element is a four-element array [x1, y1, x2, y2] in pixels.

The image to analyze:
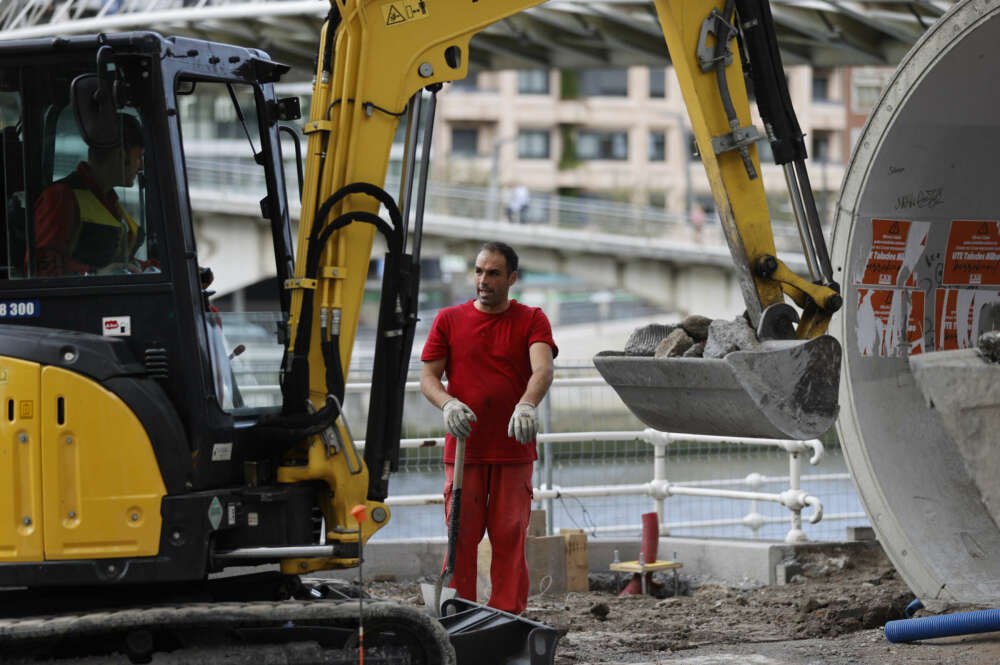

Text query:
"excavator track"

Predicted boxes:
[[1, 600, 455, 665]]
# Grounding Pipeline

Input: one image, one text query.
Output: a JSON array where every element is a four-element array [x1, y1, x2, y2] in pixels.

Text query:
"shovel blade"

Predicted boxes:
[[420, 582, 456, 616], [594, 335, 841, 440]]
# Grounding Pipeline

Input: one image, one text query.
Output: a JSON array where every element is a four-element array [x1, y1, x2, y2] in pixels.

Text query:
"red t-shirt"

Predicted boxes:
[[421, 300, 558, 464]]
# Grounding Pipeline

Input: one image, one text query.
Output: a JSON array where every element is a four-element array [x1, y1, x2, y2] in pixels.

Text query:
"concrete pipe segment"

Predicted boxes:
[[832, 0, 1000, 608]]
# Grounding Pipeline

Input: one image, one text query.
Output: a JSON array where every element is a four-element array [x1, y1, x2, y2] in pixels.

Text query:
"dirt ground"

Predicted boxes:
[[366, 544, 1000, 664]]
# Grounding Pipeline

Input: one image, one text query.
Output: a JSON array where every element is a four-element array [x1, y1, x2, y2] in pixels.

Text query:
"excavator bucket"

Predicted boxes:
[[594, 335, 841, 440], [439, 598, 561, 665]]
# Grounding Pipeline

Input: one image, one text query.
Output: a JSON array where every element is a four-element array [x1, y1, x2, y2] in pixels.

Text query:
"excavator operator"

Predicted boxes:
[[32, 112, 146, 277]]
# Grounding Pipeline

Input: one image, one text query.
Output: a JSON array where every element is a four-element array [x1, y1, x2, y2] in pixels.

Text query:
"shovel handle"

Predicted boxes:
[[446, 487, 462, 574], [434, 437, 466, 615], [445, 436, 466, 575], [452, 436, 466, 492]]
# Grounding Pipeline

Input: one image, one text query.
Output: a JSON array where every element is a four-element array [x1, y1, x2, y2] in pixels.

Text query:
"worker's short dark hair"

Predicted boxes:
[[117, 113, 143, 150], [480, 241, 518, 274], [89, 113, 143, 163]]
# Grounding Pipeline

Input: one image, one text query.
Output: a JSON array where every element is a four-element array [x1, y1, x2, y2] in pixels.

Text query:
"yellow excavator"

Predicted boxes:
[[3, 0, 993, 662]]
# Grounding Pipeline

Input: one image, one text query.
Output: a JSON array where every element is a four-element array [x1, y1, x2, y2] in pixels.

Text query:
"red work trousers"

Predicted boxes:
[[443, 461, 534, 614]]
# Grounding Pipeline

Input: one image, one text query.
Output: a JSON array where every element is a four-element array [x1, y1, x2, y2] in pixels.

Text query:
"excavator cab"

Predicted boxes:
[[0, 33, 327, 586]]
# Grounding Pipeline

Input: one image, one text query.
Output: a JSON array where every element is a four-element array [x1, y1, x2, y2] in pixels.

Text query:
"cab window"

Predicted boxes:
[[0, 62, 162, 281]]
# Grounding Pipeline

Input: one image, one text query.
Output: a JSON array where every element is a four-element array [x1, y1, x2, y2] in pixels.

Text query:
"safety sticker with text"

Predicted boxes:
[[102, 316, 132, 336], [856, 289, 925, 357], [942, 220, 1000, 286], [855, 219, 929, 287], [934, 288, 1000, 350], [381, 1, 428, 26]]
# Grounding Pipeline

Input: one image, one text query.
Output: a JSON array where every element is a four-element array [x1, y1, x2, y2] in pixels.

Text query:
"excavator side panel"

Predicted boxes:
[[39, 366, 166, 559], [0, 357, 43, 562]]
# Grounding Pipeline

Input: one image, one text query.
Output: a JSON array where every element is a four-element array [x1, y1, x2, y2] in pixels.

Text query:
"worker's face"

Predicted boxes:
[[108, 145, 144, 188], [120, 145, 145, 188], [474, 250, 517, 311]]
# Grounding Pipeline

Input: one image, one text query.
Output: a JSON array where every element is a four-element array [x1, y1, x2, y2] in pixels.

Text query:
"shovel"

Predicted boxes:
[[421, 436, 466, 617]]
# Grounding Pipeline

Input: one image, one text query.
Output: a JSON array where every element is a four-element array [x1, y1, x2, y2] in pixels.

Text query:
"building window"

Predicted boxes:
[[517, 129, 550, 159], [649, 68, 666, 99], [811, 130, 833, 162], [577, 130, 628, 160], [852, 82, 883, 114], [812, 69, 832, 102], [579, 68, 628, 97], [649, 131, 666, 161], [518, 70, 549, 95], [451, 128, 479, 156]]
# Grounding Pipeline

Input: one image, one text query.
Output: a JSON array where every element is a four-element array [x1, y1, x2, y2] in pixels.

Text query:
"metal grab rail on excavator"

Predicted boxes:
[[0, 0, 856, 663]]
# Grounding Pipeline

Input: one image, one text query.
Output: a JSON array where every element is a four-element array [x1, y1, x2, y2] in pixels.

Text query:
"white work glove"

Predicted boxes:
[[442, 397, 476, 439], [507, 402, 538, 445]]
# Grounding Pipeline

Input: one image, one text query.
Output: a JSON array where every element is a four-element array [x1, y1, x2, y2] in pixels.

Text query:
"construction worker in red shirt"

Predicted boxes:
[[420, 241, 558, 615], [32, 113, 145, 277]]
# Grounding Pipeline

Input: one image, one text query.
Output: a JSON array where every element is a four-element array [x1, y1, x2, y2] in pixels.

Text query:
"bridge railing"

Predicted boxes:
[[184, 157, 807, 252]]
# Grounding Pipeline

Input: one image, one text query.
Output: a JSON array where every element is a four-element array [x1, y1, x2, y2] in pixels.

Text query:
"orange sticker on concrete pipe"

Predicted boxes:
[[856, 289, 925, 357], [942, 220, 1000, 286], [934, 288, 1000, 350], [856, 219, 929, 287]]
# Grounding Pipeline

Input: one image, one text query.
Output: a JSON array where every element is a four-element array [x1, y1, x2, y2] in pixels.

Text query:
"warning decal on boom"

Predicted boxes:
[[381, 1, 429, 26]]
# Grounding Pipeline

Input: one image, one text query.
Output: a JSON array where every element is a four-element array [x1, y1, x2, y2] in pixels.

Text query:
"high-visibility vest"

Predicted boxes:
[[65, 173, 140, 269]]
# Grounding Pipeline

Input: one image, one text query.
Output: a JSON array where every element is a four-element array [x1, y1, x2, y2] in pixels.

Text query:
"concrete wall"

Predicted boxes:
[[314, 536, 876, 590]]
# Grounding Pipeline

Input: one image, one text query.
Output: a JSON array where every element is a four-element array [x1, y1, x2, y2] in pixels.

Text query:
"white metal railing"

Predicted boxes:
[[372, 428, 826, 544]]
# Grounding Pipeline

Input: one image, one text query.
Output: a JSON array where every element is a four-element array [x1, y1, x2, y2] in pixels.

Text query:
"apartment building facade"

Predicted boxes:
[[431, 64, 859, 224]]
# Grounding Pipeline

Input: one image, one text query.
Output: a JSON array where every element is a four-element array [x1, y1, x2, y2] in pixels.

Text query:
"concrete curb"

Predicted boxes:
[[315, 536, 882, 588]]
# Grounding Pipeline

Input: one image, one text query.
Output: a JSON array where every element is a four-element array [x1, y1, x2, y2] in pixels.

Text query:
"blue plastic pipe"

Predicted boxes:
[[885, 609, 1000, 643]]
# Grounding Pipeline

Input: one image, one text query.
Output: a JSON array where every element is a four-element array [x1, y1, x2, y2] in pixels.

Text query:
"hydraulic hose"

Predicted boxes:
[[885, 609, 1000, 643], [734, 0, 807, 164], [283, 183, 402, 415]]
